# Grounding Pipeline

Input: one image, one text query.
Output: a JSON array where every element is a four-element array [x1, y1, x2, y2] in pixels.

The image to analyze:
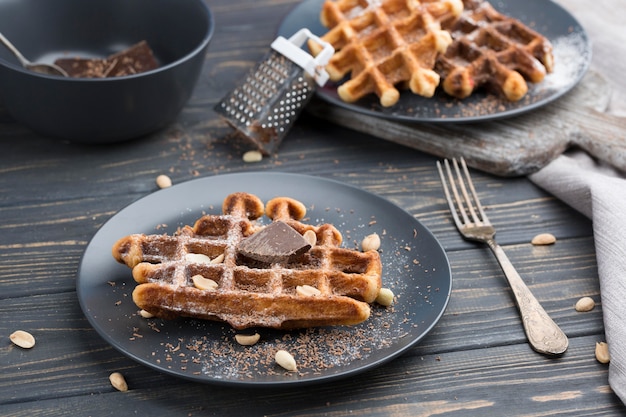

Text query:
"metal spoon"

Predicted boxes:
[[0, 32, 68, 77]]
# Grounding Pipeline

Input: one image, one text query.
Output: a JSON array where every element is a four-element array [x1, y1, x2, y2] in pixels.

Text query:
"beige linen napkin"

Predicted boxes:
[[529, 150, 626, 404]]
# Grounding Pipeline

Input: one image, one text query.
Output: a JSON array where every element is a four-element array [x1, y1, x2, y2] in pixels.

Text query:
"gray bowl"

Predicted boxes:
[[0, 0, 214, 143]]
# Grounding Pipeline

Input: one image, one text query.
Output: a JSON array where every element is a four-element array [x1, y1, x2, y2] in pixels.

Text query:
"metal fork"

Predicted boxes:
[[437, 158, 568, 355]]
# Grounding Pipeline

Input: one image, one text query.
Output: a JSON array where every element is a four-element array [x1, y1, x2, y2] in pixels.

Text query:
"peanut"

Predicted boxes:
[[361, 233, 381, 252], [575, 296, 595, 312], [139, 309, 155, 318], [242, 150, 263, 163], [303, 230, 317, 246], [156, 174, 172, 189], [235, 333, 261, 346], [296, 284, 321, 297], [531, 233, 556, 245], [595, 342, 610, 364], [109, 372, 129, 392], [192, 274, 219, 290], [376, 288, 394, 306], [10, 330, 36, 349], [186, 253, 213, 264], [275, 349, 297, 371], [211, 253, 225, 264]]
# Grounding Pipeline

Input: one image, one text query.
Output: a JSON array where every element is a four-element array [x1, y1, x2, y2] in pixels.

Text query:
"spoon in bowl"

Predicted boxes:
[[0, 32, 68, 77]]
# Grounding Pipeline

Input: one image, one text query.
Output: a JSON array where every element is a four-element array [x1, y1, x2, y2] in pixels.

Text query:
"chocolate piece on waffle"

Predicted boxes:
[[310, 0, 463, 106], [237, 220, 312, 264], [436, 0, 554, 101], [112, 192, 382, 330]]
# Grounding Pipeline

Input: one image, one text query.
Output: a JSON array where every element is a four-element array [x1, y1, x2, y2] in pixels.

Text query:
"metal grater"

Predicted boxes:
[[214, 29, 333, 155]]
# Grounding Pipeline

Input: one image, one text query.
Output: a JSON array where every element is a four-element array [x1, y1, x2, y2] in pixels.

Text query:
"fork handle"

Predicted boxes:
[[487, 239, 569, 355]]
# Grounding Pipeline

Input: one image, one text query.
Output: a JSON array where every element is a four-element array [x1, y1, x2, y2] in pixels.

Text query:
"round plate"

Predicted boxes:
[[77, 172, 451, 386], [277, 0, 591, 123]]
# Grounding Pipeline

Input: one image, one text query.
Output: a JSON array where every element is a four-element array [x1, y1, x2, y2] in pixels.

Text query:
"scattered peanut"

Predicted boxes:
[[575, 296, 595, 312], [303, 230, 317, 246], [192, 274, 219, 290], [156, 174, 172, 189], [595, 342, 610, 364], [242, 150, 263, 163], [139, 309, 155, 318], [531, 233, 556, 245], [361, 233, 381, 252], [9, 330, 36, 349], [235, 333, 261, 346], [186, 253, 213, 264], [296, 284, 321, 297], [109, 372, 129, 392], [376, 288, 394, 306], [275, 349, 297, 371]]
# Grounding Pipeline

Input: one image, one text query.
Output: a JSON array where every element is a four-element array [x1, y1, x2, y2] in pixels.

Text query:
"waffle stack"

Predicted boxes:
[[314, 0, 553, 103], [436, 0, 554, 101], [112, 192, 383, 330], [310, 0, 464, 106]]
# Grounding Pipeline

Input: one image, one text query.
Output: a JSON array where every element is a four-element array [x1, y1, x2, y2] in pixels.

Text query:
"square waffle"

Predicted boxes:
[[309, 0, 464, 107], [436, 0, 554, 101], [112, 192, 383, 330]]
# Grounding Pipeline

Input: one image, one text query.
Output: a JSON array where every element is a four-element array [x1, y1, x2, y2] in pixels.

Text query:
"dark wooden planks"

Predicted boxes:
[[2, 335, 623, 416], [0, 0, 624, 415]]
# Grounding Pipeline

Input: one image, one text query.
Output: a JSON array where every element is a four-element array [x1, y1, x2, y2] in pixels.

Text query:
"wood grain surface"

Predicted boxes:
[[1, 0, 625, 416], [308, 72, 626, 176]]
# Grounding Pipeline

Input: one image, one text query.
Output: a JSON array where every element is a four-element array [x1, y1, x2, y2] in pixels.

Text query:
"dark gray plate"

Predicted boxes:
[[277, 0, 591, 123], [77, 172, 451, 386]]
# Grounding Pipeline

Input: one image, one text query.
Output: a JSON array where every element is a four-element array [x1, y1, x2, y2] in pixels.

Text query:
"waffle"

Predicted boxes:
[[112, 192, 383, 330], [310, 0, 464, 107], [435, 0, 554, 101]]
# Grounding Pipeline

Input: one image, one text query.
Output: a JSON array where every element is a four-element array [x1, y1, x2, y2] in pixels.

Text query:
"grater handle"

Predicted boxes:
[[270, 28, 334, 86]]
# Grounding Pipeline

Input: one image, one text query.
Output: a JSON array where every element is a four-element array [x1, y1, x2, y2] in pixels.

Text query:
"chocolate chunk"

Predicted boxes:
[[237, 221, 311, 264], [54, 41, 158, 78], [106, 41, 159, 77]]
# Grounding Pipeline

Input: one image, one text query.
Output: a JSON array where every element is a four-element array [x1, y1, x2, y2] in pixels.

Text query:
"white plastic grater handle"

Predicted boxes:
[[270, 28, 334, 86]]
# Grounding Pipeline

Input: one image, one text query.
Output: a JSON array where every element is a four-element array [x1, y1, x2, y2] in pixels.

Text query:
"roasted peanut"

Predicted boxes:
[[242, 150, 263, 163], [376, 288, 394, 306], [109, 372, 129, 392], [303, 230, 317, 246], [211, 253, 225, 264], [275, 349, 297, 371], [575, 296, 595, 312], [531, 233, 556, 245], [361, 233, 381, 252], [156, 174, 172, 189], [186, 253, 213, 263], [595, 342, 610, 364], [10, 330, 36, 349], [192, 274, 219, 290], [139, 309, 155, 318], [235, 333, 261, 346], [296, 285, 321, 297]]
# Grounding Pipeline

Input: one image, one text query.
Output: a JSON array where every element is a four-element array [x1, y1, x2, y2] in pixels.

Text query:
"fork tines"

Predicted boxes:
[[436, 157, 490, 228]]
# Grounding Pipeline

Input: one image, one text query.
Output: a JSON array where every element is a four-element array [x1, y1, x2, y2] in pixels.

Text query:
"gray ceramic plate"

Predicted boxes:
[[277, 0, 591, 123], [77, 172, 451, 386]]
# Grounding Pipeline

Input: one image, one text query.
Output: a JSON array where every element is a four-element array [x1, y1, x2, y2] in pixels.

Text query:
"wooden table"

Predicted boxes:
[[1, 0, 625, 415]]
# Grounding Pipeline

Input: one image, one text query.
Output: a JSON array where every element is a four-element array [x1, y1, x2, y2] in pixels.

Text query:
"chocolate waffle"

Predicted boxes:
[[310, 0, 464, 106], [112, 192, 383, 330], [436, 0, 554, 101]]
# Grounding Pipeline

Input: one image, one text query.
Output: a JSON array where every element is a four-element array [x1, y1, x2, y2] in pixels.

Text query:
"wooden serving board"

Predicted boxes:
[[306, 71, 626, 177]]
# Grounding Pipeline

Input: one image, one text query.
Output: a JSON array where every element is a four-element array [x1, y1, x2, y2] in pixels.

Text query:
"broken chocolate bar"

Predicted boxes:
[[54, 41, 158, 78], [237, 221, 311, 264]]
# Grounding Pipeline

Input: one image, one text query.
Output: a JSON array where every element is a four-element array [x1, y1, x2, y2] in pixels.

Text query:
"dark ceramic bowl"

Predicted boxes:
[[0, 0, 214, 143]]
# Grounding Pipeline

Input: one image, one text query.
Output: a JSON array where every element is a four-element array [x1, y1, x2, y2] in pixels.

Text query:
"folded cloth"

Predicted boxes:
[[529, 150, 626, 405]]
